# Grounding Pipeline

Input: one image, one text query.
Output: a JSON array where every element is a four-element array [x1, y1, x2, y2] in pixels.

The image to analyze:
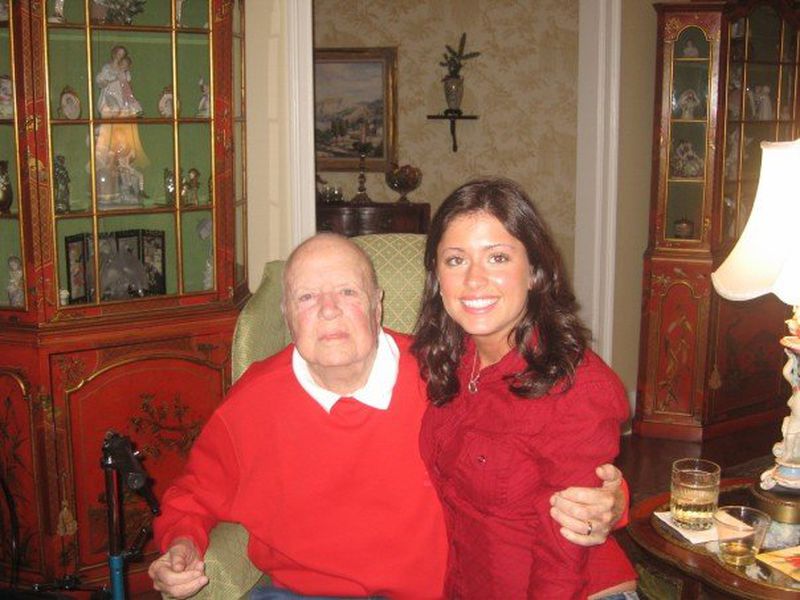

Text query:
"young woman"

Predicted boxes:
[[412, 178, 637, 599]]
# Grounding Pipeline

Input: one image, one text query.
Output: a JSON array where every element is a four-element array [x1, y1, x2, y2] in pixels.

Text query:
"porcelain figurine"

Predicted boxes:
[[53, 154, 72, 213], [0, 74, 13, 119], [196, 77, 210, 118], [6, 255, 23, 307], [0, 160, 12, 213]]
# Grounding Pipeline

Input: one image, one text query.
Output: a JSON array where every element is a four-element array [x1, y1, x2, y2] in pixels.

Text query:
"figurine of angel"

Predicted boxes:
[[6, 255, 24, 307], [196, 78, 210, 118], [0, 74, 13, 119], [678, 88, 701, 120]]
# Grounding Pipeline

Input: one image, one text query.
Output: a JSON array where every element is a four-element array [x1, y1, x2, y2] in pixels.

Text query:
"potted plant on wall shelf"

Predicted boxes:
[[440, 32, 480, 115]]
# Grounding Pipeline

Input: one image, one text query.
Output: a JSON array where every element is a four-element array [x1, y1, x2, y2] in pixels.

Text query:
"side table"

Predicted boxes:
[[627, 478, 799, 599]]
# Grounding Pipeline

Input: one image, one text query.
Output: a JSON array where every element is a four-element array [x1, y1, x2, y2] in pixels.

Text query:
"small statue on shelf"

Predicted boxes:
[[96, 46, 143, 117], [180, 168, 200, 206], [0, 160, 12, 214], [49, 0, 66, 23], [163, 168, 177, 205], [677, 88, 701, 120], [196, 217, 213, 291], [6, 255, 24, 308], [681, 39, 699, 58], [748, 85, 773, 121], [158, 85, 174, 118], [0, 1, 8, 23], [91, 0, 146, 26], [196, 78, 210, 118], [669, 139, 703, 179], [53, 154, 71, 213], [0, 74, 13, 119], [116, 146, 147, 203]]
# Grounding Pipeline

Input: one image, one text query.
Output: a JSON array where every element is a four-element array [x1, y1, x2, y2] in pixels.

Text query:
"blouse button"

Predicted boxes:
[[476, 454, 487, 464]]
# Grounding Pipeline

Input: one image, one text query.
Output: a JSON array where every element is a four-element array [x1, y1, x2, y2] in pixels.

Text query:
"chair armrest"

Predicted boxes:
[[162, 522, 266, 600]]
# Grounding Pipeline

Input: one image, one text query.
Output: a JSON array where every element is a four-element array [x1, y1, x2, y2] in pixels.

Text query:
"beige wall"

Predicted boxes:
[[613, 1, 657, 395], [245, 1, 659, 402], [313, 0, 580, 269]]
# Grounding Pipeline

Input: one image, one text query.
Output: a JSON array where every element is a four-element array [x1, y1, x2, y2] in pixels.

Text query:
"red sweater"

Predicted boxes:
[[420, 342, 636, 599], [154, 337, 448, 599]]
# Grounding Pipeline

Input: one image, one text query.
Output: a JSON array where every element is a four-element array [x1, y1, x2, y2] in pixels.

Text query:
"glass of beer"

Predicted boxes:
[[714, 506, 771, 567], [670, 458, 721, 530]]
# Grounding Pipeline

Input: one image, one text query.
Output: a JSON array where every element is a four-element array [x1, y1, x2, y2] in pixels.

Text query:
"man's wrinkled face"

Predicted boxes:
[[283, 237, 382, 378]]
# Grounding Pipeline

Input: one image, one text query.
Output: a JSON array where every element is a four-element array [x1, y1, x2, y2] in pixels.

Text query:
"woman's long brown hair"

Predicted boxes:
[[411, 177, 589, 405]]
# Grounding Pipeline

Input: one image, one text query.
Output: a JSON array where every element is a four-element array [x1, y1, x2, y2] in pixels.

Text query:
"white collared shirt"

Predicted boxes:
[[292, 328, 400, 413]]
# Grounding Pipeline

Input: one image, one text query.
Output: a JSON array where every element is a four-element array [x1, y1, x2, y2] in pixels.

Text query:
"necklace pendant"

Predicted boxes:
[[468, 380, 478, 394]]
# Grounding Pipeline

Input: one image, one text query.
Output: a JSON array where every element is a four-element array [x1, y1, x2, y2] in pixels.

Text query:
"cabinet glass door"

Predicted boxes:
[[665, 26, 711, 243], [46, 0, 216, 306], [722, 5, 799, 244], [0, 6, 25, 310]]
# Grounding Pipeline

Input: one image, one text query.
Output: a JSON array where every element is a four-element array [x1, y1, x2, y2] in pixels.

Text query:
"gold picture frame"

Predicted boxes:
[[314, 47, 398, 172]]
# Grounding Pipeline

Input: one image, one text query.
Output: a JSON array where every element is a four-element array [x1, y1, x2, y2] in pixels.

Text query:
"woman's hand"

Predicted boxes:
[[549, 464, 626, 547]]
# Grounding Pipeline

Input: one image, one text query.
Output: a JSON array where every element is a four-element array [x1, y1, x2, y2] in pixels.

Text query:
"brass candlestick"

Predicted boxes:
[[350, 143, 373, 204]]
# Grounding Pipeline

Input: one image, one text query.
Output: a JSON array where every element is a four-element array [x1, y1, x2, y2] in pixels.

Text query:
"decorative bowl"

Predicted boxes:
[[385, 163, 422, 202]]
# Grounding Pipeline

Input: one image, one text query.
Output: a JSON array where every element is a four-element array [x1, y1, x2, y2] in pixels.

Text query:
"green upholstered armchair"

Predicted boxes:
[[163, 234, 426, 600]]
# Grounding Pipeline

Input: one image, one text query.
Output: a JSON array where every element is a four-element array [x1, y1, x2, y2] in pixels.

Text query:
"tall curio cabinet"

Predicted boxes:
[[0, 0, 247, 594], [636, 0, 798, 441]]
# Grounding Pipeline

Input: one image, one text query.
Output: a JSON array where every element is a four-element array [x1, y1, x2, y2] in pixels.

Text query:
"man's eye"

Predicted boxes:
[[297, 293, 314, 303], [341, 288, 358, 297]]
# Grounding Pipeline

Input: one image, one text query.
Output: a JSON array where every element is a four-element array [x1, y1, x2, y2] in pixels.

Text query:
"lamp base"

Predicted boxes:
[[751, 482, 800, 524]]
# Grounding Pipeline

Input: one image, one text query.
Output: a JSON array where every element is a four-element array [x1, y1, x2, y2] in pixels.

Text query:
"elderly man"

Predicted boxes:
[[149, 234, 626, 599]]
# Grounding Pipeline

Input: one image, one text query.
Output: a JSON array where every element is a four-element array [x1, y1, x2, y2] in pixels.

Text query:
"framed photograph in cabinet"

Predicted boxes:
[[314, 47, 397, 172], [142, 229, 166, 295]]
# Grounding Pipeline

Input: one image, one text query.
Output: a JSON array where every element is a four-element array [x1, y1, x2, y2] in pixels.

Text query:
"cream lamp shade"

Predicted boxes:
[[711, 139, 800, 306]]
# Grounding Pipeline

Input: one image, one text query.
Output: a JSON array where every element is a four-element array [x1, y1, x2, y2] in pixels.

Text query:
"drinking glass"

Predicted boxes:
[[670, 458, 721, 530], [714, 505, 771, 567]]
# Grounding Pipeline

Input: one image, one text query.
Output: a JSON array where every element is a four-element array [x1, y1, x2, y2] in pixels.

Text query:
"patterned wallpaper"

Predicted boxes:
[[313, 0, 579, 267]]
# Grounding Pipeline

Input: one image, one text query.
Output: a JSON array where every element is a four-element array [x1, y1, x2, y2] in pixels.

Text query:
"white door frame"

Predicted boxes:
[[574, 0, 621, 362]]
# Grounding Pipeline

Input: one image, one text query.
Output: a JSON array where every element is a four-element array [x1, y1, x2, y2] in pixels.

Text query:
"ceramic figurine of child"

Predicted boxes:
[[6, 255, 23, 307]]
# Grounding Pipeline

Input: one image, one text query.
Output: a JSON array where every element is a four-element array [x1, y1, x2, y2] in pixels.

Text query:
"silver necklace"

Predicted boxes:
[[467, 352, 480, 394]]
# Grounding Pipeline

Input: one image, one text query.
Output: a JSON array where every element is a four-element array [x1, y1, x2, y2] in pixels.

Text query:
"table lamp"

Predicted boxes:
[[711, 139, 800, 512]]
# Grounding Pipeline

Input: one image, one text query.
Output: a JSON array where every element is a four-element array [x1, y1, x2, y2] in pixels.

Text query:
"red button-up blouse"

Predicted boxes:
[[419, 342, 635, 599]]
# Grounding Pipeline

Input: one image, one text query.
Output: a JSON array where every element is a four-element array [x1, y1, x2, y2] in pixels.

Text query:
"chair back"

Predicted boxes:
[[231, 233, 426, 381]]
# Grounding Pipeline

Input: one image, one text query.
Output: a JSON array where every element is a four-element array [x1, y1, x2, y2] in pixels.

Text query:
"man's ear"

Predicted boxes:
[[375, 288, 384, 325]]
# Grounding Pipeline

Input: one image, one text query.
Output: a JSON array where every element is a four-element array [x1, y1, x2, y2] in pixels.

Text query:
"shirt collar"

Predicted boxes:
[[292, 328, 400, 413]]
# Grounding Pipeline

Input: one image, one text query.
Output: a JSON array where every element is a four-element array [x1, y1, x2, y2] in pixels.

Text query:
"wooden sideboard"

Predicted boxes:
[[316, 202, 430, 237]]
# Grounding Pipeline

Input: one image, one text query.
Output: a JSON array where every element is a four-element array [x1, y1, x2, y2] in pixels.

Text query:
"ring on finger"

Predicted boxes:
[[586, 520, 593, 536]]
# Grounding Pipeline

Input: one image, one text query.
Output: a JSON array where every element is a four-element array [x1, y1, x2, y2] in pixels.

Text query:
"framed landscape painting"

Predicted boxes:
[[314, 47, 397, 172]]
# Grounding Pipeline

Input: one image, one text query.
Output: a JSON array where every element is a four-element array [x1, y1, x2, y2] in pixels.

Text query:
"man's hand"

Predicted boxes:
[[148, 537, 208, 599], [549, 464, 625, 547]]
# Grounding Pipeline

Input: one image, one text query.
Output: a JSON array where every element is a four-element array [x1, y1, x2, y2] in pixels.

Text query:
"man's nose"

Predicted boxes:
[[318, 291, 342, 318]]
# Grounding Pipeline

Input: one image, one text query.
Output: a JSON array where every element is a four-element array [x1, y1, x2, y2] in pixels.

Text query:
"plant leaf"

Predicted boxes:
[[458, 32, 466, 55], [462, 52, 480, 60], [445, 44, 457, 56]]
